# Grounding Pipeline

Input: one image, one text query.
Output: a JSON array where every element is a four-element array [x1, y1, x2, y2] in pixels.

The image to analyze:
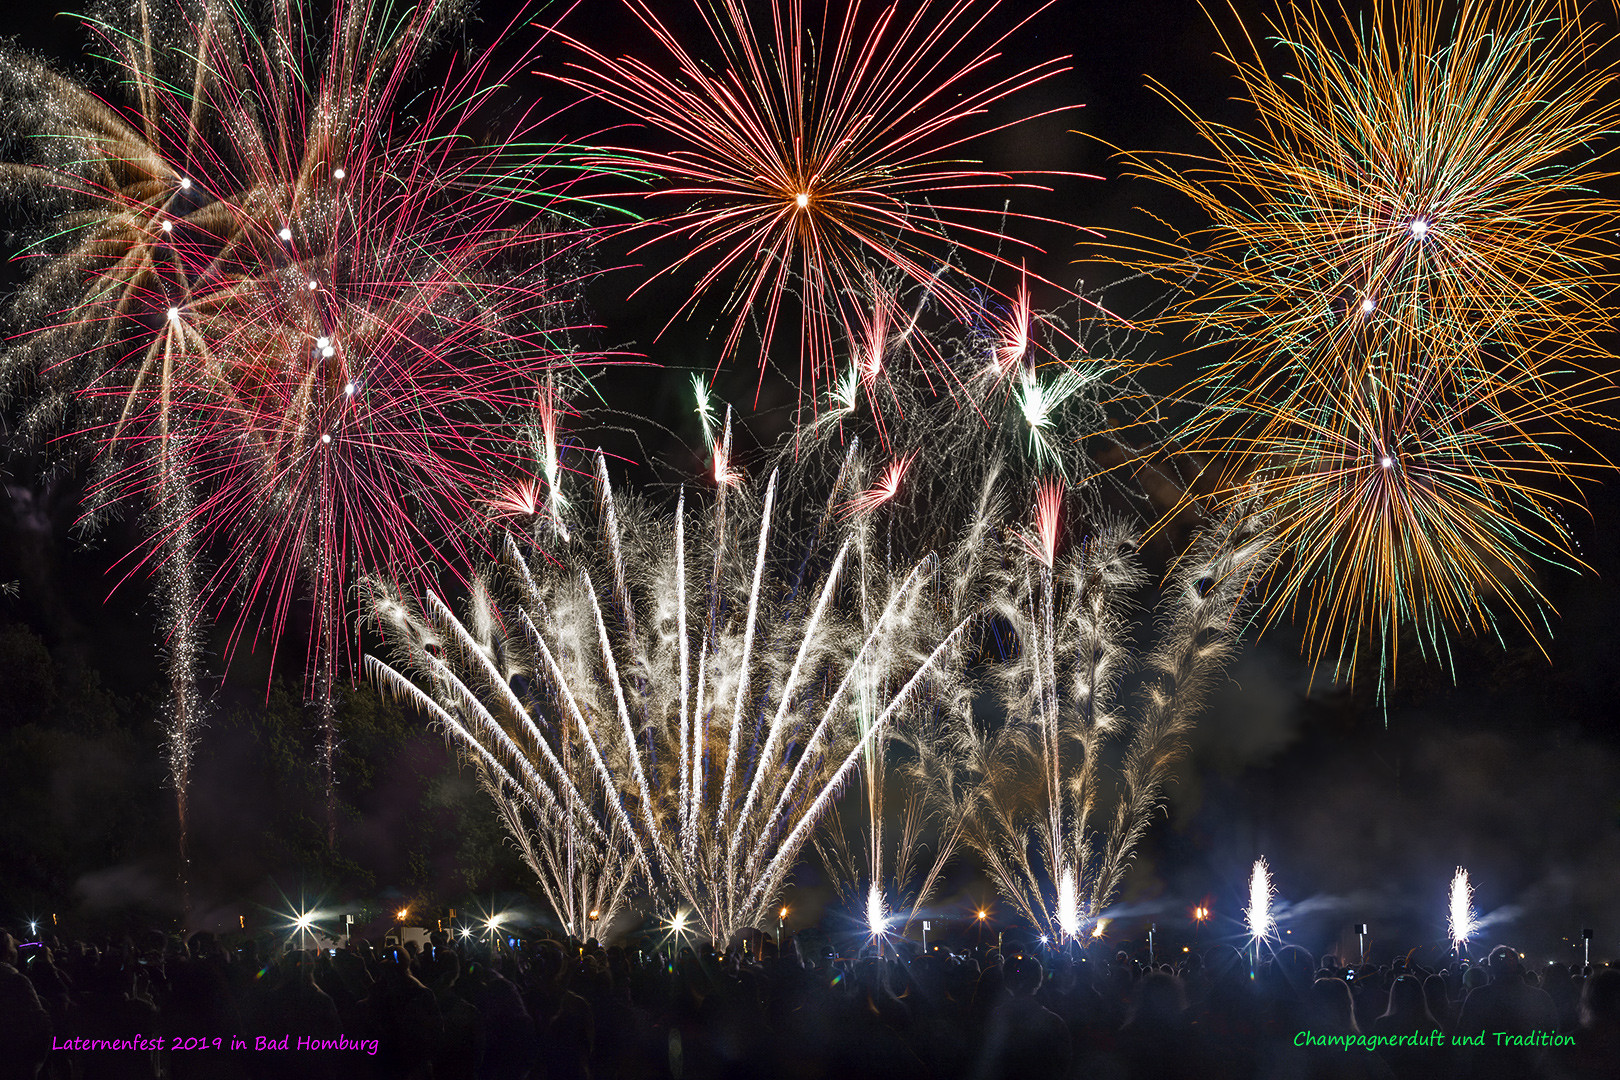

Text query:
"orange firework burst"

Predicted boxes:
[[1230, 329, 1597, 685], [1120, 0, 1620, 689], [1125, 0, 1620, 404], [546, 0, 1086, 396]]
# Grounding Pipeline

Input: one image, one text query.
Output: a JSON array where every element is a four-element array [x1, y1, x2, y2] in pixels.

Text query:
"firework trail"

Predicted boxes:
[[0, 0, 232, 908], [544, 0, 1088, 395], [1, 0, 606, 849], [370, 450, 971, 943], [935, 488, 1273, 942], [1449, 866, 1475, 951], [1120, 0, 1620, 693], [755, 278, 1247, 936]]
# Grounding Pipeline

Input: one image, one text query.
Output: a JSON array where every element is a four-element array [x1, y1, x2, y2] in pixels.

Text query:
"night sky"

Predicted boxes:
[[3, 0, 1619, 963]]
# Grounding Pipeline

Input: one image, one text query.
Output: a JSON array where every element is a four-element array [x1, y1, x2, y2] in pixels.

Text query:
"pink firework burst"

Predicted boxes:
[[1020, 478, 1064, 567], [69, 0, 602, 749], [844, 451, 917, 515]]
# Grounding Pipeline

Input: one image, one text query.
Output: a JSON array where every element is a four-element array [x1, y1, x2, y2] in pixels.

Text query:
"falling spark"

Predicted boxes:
[[1015, 365, 1088, 470], [490, 479, 542, 518], [993, 278, 1035, 376], [829, 364, 861, 415]]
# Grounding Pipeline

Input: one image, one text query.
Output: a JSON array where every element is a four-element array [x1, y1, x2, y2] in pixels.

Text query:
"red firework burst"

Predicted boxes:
[[545, 0, 1088, 397]]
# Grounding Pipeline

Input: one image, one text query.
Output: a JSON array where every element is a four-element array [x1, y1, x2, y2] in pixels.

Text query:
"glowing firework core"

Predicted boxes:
[[866, 885, 886, 937], [1449, 867, 1475, 946], [794, 191, 810, 210], [1246, 858, 1275, 945], [1056, 867, 1081, 941]]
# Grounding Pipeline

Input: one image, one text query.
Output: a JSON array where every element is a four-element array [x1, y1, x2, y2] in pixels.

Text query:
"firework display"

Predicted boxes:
[[932, 491, 1273, 941], [544, 0, 1083, 393], [1, 0, 599, 848], [3, 0, 1617, 967], [1123, 0, 1620, 690], [1247, 857, 1276, 956], [1450, 866, 1476, 951], [765, 280, 1259, 938], [370, 449, 973, 943]]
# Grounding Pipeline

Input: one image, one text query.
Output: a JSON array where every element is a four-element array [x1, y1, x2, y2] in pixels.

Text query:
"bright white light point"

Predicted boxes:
[[1057, 866, 1081, 941], [1247, 858, 1275, 944], [160, 220, 173, 232], [794, 192, 809, 209], [321, 346, 335, 358], [321, 433, 332, 444], [308, 280, 319, 290], [179, 177, 191, 189], [333, 168, 346, 180], [1381, 456, 1394, 468], [1361, 298, 1376, 314], [278, 227, 293, 242], [167, 307, 180, 322], [1449, 868, 1474, 946], [344, 382, 355, 395], [316, 336, 330, 349], [1410, 218, 1428, 237]]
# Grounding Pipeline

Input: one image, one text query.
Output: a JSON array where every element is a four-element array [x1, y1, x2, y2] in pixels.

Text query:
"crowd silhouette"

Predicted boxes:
[[3, 926, 1618, 1079]]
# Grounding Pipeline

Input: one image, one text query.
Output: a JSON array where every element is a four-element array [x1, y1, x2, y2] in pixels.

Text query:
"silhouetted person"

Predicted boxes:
[[1117, 970, 1196, 1080], [1456, 945, 1559, 1080], [1190, 945, 1265, 1079], [1424, 973, 1456, 1034], [1372, 974, 1445, 1080], [0, 933, 52, 1080], [1566, 968, 1620, 1080], [1301, 977, 1394, 1080], [360, 950, 443, 1080], [972, 953, 1070, 1080]]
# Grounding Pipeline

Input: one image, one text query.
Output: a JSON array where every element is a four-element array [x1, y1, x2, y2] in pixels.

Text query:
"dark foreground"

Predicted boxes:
[[3, 929, 1618, 1080]]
